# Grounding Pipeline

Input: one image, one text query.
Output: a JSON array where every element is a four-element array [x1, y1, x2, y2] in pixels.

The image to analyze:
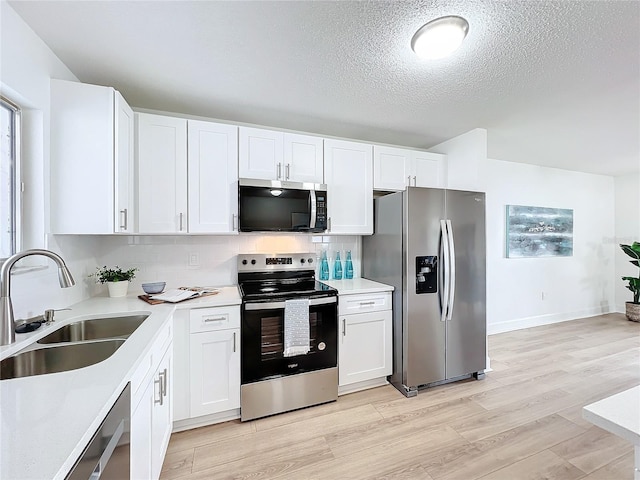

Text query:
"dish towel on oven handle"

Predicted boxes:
[[283, 298, 310, 357]]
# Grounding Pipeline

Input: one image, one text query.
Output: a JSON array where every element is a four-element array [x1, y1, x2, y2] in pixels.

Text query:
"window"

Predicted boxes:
[[1, 97, 20, 259]]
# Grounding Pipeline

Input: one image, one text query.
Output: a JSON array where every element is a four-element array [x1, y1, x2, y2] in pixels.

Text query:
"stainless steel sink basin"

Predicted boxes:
[[37, 314, 149, 344], [0, 339, 125, 380]]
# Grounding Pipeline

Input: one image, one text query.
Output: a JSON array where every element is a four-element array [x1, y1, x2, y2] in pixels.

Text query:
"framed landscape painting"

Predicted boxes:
[[506, 205, 573, 258]]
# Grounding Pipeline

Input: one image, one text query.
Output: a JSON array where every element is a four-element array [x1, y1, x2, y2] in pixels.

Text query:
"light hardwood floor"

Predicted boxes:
[[160, 313, 639, 479]]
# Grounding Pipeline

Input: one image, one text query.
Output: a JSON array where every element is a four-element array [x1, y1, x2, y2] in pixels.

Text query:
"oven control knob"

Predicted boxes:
[[308, 258, 313, 264], [251, 259, 256, 265], [242, 260, 247, 265], [301, 258, 305, 264], [318, 342, 326, 351]]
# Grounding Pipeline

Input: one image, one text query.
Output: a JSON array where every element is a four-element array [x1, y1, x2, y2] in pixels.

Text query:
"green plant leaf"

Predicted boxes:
[[621, 243, 640, 260]]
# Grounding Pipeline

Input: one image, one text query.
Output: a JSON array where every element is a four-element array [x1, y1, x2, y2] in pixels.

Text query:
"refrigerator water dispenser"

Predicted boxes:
[[415, 256, 437, 294]]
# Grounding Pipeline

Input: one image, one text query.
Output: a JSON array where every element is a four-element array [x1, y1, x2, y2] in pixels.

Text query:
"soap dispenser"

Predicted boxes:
[[333, 251, 343, 280], [345, 251, 354, 279]]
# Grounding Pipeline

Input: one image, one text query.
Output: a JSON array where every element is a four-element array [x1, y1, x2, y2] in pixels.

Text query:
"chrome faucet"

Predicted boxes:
[[1, 249, 75, 345]]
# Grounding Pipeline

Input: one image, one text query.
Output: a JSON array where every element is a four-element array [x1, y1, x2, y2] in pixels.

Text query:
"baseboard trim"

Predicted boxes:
[[488, 306, 615, 335], [172, 408, 240, 433], [338, 377, 388, 396]]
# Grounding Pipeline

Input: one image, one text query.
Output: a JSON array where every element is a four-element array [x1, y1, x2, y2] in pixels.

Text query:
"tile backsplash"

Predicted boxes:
[[9, 234, 361, 320]]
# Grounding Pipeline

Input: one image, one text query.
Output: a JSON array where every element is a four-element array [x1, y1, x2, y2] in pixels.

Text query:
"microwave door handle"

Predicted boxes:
[[309, 189, 317, 229]]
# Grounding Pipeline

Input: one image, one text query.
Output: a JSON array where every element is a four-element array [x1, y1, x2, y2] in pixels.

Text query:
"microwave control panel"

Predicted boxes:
[[316, 194, 327, 228]]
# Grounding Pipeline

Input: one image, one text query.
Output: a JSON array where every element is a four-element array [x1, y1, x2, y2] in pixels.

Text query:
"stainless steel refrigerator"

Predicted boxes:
[[362, 187, 486, 397]]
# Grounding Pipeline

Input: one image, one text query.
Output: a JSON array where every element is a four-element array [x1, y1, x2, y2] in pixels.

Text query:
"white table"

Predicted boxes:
[[583, 385, 640, 480]]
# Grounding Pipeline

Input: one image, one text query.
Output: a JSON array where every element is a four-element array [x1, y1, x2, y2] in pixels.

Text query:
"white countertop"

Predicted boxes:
[[321, 278, 394, 295], [0, 286, 240, 480], [583, 385, 640, 445]]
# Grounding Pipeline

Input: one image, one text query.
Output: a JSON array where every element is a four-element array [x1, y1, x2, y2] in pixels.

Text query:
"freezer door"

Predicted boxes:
[[445, 189, 487, 378], [405, 187, 446, 387]]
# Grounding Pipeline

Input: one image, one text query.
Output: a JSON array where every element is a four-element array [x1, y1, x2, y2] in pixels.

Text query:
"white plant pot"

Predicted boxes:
[[107, 281, 129, 298]]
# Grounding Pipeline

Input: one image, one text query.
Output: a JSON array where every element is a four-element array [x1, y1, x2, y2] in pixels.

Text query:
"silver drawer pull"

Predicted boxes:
[[154, 377, 163, 406], [204, 316, 227, 323], [359, 301, 376, 306], [233, 331, 237, 353]]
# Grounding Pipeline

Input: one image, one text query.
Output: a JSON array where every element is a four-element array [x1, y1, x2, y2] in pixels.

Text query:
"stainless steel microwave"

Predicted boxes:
[[238, 179, 328, 233]]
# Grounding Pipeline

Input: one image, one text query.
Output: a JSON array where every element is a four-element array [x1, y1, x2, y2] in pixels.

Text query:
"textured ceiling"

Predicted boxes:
[[7, 0, 640, 176]]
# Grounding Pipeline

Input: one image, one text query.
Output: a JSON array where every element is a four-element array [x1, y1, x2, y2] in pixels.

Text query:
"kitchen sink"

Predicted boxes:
[[37, 314, 149, 344], [0, 339, 125, 380]]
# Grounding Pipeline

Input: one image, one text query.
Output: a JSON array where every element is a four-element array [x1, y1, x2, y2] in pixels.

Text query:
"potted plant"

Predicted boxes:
[[620, 242, 640, 322], [92, 265, 138, 298]]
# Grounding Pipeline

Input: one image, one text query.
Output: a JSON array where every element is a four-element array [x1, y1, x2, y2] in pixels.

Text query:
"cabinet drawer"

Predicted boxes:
[[339, 292, 391, 315], [189, 306, 240, 333]]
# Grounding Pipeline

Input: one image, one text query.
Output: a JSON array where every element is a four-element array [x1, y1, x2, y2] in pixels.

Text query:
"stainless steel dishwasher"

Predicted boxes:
[[66, 383, 130, 479]]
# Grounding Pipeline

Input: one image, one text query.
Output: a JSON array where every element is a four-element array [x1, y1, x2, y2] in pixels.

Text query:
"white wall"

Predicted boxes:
[[485, 159, 616, 334], [614, 174, 640, 311], [0, 2, 93, 319], [429, 128, 488, 191]]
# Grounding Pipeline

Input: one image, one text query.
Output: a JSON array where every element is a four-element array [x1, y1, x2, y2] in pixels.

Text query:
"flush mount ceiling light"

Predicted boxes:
[[411, 15, 469, 60]]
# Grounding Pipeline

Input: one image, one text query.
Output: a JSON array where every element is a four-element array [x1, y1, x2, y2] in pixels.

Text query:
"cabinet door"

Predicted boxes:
[[114, 91, 135, 233], [137, 113, 188, 233], [131, 380, 153, 480], [239, 127, 283, 180], [411, 151, 446, 188], [50, 79, 115, 234], [324, 139, 373, 235], [283, 133, 324, 183], [373, 146, 411, 191], [189, 329, 240, 417], [151, 347, 173, 480], [339, 310, 392, 386], [188, 120, 238, 233]]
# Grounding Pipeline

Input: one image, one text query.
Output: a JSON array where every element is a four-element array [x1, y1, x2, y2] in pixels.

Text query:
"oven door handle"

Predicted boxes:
[[244, 296, 337, 311]]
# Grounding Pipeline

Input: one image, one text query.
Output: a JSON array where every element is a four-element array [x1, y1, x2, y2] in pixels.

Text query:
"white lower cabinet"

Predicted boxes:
[[131, 323, 173, 480], [338, 292, 392, 389], [189, 328, 240, 417]]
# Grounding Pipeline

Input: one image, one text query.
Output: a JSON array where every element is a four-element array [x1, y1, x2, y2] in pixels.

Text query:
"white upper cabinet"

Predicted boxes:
[[50, 79, 134, 234], [374, 145, 446, 191], [239, 127, 323, 183], [188, 120, 239, 234], [324, 139, 373, 235], [239, 127, 283, 180], [411, 151, 446, 188], [137, 114, 239, 234], [136, 113, 188, 233], [373, 146, 412, 191], [283, 133, 324, 183]]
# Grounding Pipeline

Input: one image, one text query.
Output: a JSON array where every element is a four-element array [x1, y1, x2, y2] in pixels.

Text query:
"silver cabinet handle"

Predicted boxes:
[[286, 163, 290, 180], [328, 217, 331, 232], [154, 376, 163, 405], [119, 208, 128, 230], [407, 175, 411, 187], [277, 162, 282, 179], [232, 213, 238, 231], [179, 212, 184, 231], [413, 176, 417, 186], [233, 331, 237, 353], [342, 318, 346, 337], [359, 301, 375, 306], [204, 316, 227, 323]]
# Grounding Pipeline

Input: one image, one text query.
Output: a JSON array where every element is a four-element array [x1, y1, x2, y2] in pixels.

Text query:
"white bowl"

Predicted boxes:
[[141, 282, 166, 294]]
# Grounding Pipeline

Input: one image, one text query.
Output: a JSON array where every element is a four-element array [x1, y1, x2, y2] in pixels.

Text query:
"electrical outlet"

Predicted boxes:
[[188, 253, 199, 267]]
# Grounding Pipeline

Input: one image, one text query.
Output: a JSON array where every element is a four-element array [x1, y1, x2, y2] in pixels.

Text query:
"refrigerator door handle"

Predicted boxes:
[[446, 219, 456, 320], [439, 219, 450, 322]]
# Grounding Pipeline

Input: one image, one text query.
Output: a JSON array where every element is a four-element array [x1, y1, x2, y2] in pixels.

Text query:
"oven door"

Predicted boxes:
[[241, 296, 337, 384]]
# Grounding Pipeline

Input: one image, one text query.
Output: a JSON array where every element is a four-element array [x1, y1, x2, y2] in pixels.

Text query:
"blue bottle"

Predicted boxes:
[[333, 251, 343, 280], [319, 251, 329, 281], [345, 250, 354, 279]]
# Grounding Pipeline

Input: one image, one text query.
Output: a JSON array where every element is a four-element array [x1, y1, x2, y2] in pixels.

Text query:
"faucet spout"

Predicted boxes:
[[1, 249, 76, 345]]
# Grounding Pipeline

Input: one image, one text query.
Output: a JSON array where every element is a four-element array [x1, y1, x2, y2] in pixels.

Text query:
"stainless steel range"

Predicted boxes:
[[238, 253, 338, 421]]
